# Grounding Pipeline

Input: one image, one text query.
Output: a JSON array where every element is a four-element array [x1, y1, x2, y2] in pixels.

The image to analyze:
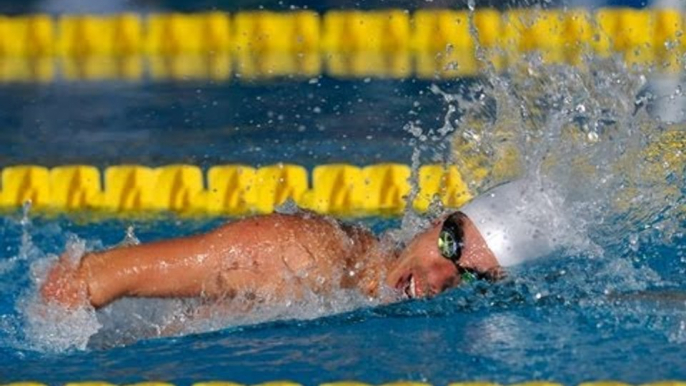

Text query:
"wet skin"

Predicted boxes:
[[41, 212, 501, 310], [384, 215, 501, 298]]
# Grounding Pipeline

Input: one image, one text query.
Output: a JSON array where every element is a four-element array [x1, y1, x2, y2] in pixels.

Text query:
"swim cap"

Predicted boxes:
[[459, 179, 558, 267]]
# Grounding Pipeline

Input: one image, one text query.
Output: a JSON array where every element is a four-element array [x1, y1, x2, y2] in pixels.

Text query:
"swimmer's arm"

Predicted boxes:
[[81, 232, 224, 308], [43, 224, 255, 309]]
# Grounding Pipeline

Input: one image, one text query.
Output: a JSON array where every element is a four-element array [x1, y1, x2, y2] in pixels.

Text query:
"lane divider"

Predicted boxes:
[[0, 9, 684, 56], [0, 164, 472, 215], [0, 8, 684, 82], [0, 46, 679, 83], [2, 381, 686, 386]]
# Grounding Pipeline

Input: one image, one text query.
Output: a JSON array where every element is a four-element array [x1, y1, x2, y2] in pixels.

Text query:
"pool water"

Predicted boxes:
[[2, 11, 686, 384], [0, 211, 685, 384], [0, 77, 445, 168]]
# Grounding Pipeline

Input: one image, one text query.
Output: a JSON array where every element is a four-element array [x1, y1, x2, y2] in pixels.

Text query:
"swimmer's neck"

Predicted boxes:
[[341, 229, 400, 298]]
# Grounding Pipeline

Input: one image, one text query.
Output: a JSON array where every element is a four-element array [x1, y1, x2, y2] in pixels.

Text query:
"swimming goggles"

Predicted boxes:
[[438, 212, 478, 284]]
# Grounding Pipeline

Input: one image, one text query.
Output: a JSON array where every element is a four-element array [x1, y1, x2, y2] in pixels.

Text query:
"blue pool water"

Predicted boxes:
[[1, 3, 686, 383], [0, 212, 685, 384], [0, 78, 444, 168]]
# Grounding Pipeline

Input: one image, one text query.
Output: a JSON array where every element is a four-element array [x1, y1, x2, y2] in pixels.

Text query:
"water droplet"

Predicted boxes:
[[20, 200, 32, 227], [629, 233, 639, 252], [444, 62, 459, 71]]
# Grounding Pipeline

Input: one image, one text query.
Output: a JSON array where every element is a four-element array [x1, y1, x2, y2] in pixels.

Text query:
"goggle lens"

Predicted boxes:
[[438, 230, 459, 261], [438, 212, 480, 284]]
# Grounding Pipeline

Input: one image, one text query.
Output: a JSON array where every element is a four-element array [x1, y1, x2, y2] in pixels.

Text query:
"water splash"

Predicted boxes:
[[396, 15, 686, 328], [117, 226, 141, 247], [21, 236, 101, 352], [411, 50, 684, 257]]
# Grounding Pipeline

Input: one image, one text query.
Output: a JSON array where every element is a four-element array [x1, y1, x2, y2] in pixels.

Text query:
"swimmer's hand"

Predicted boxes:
[[40, 255, 89, 310]]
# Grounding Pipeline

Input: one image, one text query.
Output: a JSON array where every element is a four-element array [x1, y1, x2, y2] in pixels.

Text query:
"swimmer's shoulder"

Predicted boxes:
[[256, 211, 377, 241], [213, 211, 377, 245], [272, 211, 381, 258]]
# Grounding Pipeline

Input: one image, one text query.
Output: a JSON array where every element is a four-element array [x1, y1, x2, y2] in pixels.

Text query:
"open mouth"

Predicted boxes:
[[401, 274, 417, 299]]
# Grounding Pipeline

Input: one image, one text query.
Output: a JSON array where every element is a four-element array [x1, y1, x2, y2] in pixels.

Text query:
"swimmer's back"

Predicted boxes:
[[205, 213, 381, 299]]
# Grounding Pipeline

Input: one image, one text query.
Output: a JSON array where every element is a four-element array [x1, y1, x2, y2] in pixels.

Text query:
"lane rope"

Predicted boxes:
[[0, 8, 682, 81], [0, 163, 471, 215]]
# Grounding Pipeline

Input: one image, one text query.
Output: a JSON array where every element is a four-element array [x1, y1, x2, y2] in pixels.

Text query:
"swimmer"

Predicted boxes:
[[41, 179, 558, 310]]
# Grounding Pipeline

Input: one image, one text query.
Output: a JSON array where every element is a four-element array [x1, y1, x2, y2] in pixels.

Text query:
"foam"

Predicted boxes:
[[23, 238, 102, 352]]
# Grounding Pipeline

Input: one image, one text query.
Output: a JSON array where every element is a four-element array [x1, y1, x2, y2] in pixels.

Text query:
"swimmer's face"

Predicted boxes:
[[385, 213, 500, 299], [385, 219, 462, 299]]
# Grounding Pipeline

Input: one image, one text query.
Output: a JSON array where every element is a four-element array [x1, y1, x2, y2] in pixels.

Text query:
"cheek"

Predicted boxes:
[[397, 251, 418, 271], [423, 259, 460, 291], [387, 251, 417, 281]]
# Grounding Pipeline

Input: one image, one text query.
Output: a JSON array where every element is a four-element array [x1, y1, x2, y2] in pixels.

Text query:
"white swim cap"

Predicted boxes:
[[459, 179, 558, 267]]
